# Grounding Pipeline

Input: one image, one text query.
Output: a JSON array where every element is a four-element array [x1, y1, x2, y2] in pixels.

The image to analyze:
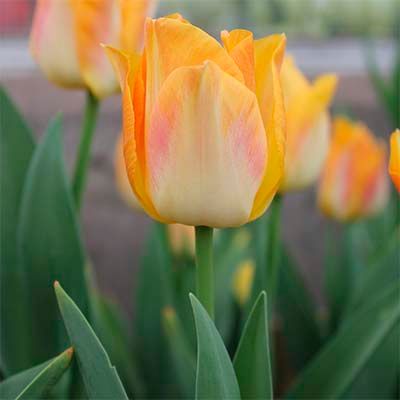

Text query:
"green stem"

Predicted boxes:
[[72, 91, 100, 211], [266, 194, 282, 312], [195, 226, 214, 320]]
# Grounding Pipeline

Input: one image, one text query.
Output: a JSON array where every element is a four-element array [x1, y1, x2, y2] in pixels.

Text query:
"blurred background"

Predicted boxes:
[[1, 0, 398, 317]]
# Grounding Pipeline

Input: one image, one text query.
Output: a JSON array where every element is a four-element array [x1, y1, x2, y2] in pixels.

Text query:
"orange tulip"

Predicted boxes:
[[280, 56, 337, 191], [105, 16, 286, 227], [318, 117, 389, 221], [389, 130, 400, 192], [30, 0, 155, 98]]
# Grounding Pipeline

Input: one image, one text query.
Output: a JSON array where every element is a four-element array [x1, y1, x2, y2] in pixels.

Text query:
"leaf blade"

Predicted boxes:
[[55, 281, 128, 400], [190, 293, 241, 400], [233, 291, 273, 399]]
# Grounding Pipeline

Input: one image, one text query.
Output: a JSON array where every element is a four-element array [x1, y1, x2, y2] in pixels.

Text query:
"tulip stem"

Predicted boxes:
[[195, 226, 214, 320], [72, 91, 100, 211], [266, 194, 282, 313]]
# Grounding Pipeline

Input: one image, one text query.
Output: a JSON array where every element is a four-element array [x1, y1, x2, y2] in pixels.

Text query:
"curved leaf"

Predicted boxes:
[[234, 291, 272, 399], [0, 86, 34, 374], [17, 117, 89, 363], [55, 282, 128, 399], [190, 293, 240, 400]]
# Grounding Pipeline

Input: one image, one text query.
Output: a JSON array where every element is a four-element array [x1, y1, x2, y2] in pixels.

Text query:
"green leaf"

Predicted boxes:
[[162, 306, 196, 398], [287, 282, 400, 399], [17, 117, 89, 364], [278, 251, 321, 370], [190, 293, 241, 400], [233, 291, 272, 399], [0, 349, 73, 400], [0, 86, 34, 375], [134, 222, 173, 397], [54, 282, 128, 400], [16, 348, 73, 400]]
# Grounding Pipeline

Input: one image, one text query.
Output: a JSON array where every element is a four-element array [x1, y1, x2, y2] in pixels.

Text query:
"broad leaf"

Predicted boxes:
[[17, 117, 89, 364], [55, 282, 128, 399], [287, 282, 400, 399], [190, 294, 240, 400], [0, 86, 34, 375], [233, 291, 272, 399], [0, 348, 73, 400]]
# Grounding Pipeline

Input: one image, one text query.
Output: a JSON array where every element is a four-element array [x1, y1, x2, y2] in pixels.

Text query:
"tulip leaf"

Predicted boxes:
[[17, 116, 89, 364], [190, 293, 241, 400], [134, 222, 174, 396], [278, 250, 321, 370], [233, 291, 273, 399], [287, 282, 400, 399], [0, 86, 34, 375], [162, 306, 196, 398], [0, 348, 73, 400], [55, 282, 128, 399]]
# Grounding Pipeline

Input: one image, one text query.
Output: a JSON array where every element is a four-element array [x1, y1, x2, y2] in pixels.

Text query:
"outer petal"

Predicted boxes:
[[221, 29, 256, 91], [104, 46, 166, 222], [389, 129, 400, 192], [281, 112, 331, 191], [115, 134, 142, 211], [30, 0, 83, 88], [250, 34, 286, 220], [70, 0, 120, 98], [146, 61, 267, 227]]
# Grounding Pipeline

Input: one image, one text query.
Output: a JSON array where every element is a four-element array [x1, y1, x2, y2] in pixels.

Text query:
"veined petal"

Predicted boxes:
[[30, 0, 83, 88], [250, 34, 286, 220], [389, 130, 400, 192], [71, 0, 120, 98], [147, 61, 267, 227], [221, 29, 256, 91]]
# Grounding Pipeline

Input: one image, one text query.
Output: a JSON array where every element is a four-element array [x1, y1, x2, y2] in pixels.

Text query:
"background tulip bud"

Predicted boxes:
[[167, 224, 195, 258], [280, 56, 337, 192], [318, 117, 389, 221], [106, 17, 286, 227], [30, 0, 155, 98], [389, 130, 400, 192], [232, 259, 255, 306]]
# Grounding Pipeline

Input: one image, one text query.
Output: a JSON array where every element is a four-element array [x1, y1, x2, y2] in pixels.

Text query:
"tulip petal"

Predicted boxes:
[[71, 0, 120, 98], [221, 29, 256, 91], [30, 0, 83, 88], [389, 130, 400, 192], [250, 34, 286, 220], [147, 61, 267, 227]]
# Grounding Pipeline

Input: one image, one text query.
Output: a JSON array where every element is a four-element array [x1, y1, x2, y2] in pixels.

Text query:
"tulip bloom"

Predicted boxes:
[[280, 56, 337, 191], [318, 117, 389, 221], [106, 15, 286, 227], [389, 130, 400, 192], [30, 0, 155, 98], [233, 260, 255, 306]]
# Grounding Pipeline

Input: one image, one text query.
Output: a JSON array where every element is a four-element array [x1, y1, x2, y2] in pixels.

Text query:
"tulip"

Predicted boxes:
[[30, 0, 155, 98], [105, 16, 286, 228], [233, 259, 255, 306], [318, 117, 389, 221], [279, 56, 337, 191], [389, 130, 400, 192]]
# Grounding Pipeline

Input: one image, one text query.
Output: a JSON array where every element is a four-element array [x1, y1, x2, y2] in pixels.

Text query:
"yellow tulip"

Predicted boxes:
[[30, 0, 155, 98], [232, 260, 255, 306], [280, 56, 337, 191], [389, 130, 400, 193], [318, 117, 389, 221], [105, 16, 286, 227]]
